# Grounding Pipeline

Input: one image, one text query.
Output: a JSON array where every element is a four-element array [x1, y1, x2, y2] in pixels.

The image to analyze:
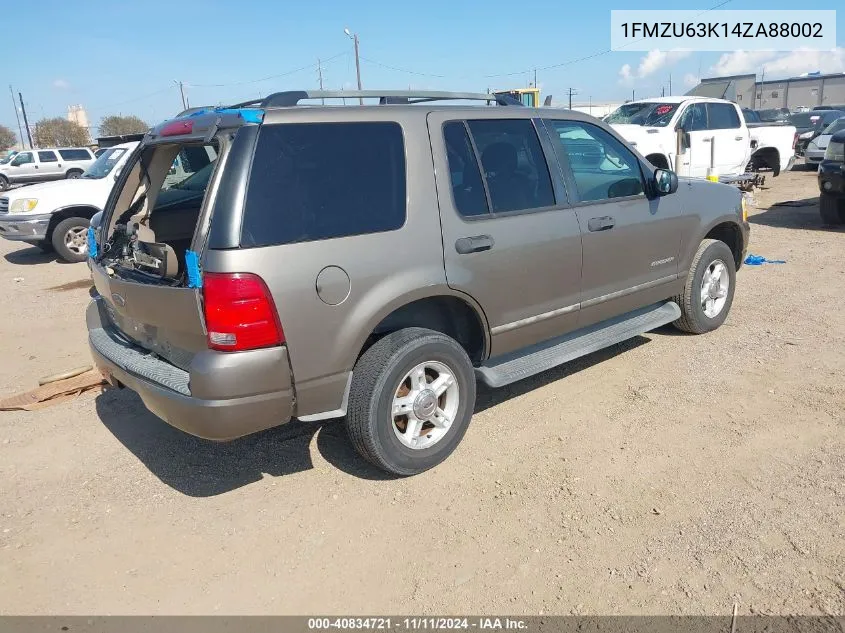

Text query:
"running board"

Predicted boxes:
[[476, 301, 681, 388]]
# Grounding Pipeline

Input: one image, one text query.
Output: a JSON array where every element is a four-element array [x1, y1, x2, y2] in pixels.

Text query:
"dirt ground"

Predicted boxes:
[[0, 165, 842, 616]]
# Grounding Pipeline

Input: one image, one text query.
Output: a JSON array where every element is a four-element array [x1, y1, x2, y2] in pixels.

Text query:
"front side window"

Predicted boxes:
[[11, 152, 33, 166], [678, 103, 707, 131], [464, 119, 555, 213], [38, 151, 58, 162], [547, 120, 644, 203], [707, 103, 741, 130], [241, 122, 406, 247]]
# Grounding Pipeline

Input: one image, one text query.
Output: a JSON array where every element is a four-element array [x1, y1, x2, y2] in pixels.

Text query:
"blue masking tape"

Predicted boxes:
[[87, 227, 97, 258], [744, 254, 786, 266], [185, 250, 202, 288]]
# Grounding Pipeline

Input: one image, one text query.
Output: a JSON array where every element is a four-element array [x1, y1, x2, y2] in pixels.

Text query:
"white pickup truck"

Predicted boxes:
[[606, 96, 795, 180], [0, 142, 139, 262]]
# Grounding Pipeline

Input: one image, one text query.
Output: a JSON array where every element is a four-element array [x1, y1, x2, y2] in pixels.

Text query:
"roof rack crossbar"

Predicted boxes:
[[256, 90, 522, 108]]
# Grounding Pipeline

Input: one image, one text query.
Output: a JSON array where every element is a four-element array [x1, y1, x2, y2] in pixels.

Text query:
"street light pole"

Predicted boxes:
[[345, 28, 363, 105]]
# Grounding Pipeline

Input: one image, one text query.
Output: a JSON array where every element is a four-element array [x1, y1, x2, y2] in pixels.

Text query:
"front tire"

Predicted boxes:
[[673, 239, 736, 334], [345, 327, 476, 476], [51, 217, 90, 263], [819, 193, 845, 225]]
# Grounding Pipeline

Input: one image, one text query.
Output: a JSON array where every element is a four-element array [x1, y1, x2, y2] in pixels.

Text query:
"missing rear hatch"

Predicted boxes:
[[98, 141, 219, 285]]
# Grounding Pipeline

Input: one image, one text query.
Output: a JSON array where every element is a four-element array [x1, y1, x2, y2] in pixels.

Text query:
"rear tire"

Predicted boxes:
[[0, 175, 8, 191], [51, 217, 90, 263], [819, 193, 845, 225], [65, 169, 83, 179], [345, 327, 476, 476], [673, 239, 736, 334]]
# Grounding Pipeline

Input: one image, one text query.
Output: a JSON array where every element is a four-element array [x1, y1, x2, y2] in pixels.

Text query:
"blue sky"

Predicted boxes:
[[2, 0, 843, 139]]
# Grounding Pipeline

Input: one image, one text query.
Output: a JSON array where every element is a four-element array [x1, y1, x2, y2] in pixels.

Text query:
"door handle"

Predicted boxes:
[[735, 136, 744, 141], [701, 138, 712, 143], [455, 235, 494, 254], [588, 216, 615, 232]]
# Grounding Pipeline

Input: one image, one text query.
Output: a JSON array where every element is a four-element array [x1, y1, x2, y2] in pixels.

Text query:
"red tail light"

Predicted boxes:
[[160, 120, 194, 137], [202, 273, 284, 352]]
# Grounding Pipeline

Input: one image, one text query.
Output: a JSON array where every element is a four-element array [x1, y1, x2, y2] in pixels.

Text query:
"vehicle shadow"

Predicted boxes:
[[95, 335, 653, 496], [750, 198, 845, 232], [94, 388, 396, 496], [3, 245, 56, 265]]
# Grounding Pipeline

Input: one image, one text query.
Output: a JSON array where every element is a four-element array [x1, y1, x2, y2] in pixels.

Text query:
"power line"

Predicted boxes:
[[190, 52, 347, 88], [358, 56, 445, 78]]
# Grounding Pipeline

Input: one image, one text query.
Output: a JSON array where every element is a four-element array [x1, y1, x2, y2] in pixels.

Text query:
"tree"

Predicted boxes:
[[0, 124, 16, 151], [33, 118, 89, 147], [98, 114, 149, 137]]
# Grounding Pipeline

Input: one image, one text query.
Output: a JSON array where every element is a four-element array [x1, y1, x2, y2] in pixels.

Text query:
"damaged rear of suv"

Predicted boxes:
[[89, 90, 748, 476]]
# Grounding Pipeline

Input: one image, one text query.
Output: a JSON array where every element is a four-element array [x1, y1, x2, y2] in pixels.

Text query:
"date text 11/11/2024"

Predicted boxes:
[[308, 618, 529, 630]]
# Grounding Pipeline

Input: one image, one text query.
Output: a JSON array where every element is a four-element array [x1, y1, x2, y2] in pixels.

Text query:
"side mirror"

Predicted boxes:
[[654, 168, 678, 196]]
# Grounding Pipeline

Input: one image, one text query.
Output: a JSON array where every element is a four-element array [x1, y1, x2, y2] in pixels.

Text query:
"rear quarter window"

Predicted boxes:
[[58, 149, 92, 161], [241, 122, 406, 247]]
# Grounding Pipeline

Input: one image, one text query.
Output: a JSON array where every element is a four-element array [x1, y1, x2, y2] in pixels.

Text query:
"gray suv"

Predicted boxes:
[[86, 90, 750, 475]]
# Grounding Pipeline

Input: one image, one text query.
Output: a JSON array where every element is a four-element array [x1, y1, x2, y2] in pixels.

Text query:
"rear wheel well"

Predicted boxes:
[[705, 222, 742, 268], [645, 153, 670, 170], [46, 206, 99, 239], [363, 296, 487, 365], [750, 147, 781, 176]]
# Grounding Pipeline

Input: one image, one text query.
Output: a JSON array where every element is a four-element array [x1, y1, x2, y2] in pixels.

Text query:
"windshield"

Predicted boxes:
[[82, 147, 128, 179], [169, 161, 215, 191], [821, 117, 845, 135], [758, 109, 787, 122], [605, 102, 679, 127]]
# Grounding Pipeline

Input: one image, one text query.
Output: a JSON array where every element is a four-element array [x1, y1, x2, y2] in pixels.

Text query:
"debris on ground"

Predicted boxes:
[[0, 368, 106, 412], [744, 254, 786, 265]]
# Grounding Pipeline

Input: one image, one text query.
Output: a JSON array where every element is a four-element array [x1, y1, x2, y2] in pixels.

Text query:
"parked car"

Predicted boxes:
[[740, 109, 797, 176], [790, 110, 845, 156], [756, 108, 791, 123], [0, 143, 138, 261], [818, 129, 845, 225], [813, 105, 845, 112], [86, 90, 749, 476], [804, 116, 845, 165], [607, 96, 792, 179], [0, 147, 95, 191]]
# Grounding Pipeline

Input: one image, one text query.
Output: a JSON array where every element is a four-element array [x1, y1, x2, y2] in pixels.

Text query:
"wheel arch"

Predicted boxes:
[[750, 146, 781, 176], [702, 220, 744, 269], [46, 205, 101, 239], [352, 289, 491, 368]]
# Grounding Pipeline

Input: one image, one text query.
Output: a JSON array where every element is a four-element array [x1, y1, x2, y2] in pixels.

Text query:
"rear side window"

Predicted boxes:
[[58, 149, 92, 161], [443, 122, 489, 217], [707, 103, 740, 129], [38, 151, 58, 162], [241, 122, 406, 247]]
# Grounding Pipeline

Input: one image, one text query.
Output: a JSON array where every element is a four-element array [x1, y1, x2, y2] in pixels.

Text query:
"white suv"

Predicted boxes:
[[0, 147, 95, 191], [0, 142, 137, 262]]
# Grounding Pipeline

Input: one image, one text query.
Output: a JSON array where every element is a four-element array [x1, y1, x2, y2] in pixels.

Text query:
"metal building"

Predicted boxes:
[[687, 72, 845, 110]]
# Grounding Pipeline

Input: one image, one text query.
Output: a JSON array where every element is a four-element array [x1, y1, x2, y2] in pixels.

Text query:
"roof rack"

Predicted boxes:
[[230, 90, 523, 109]]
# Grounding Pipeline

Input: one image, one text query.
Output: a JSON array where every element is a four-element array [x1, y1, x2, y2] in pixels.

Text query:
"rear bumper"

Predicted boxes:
[[86, 299, 294, 440], [0, 213, 50, 242]]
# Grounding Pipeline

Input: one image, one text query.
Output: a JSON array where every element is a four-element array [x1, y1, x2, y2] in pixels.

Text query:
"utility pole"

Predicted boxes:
[[669, 73, 672, 96], [9, 85, 25, 149], [345, 28, 363, 105], [632, 89, 635, 101], [317, 58, 325, 105], [661, 86, 665, 97], [18, 92, 33, 149], [567, 87, 578, 110], [533, 68, 537, 88], [174, 80, 187, 110]]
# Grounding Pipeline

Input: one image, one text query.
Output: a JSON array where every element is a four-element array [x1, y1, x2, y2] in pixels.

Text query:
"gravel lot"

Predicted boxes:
[[0, 166, 842, 615]]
